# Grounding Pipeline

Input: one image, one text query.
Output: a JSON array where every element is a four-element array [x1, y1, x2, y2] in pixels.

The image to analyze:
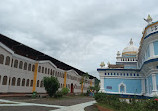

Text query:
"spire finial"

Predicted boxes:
[[144, 14, 152, 24], [129, 38, 133, 45]]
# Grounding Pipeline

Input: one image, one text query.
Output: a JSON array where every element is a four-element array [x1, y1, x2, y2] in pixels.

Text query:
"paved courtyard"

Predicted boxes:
[[0, 96, 96, 111]]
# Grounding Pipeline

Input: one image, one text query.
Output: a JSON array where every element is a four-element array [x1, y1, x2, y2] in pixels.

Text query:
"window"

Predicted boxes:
[[120, 84, 125, 93], [30, 80, 33, 87], [22, 79, 25, 86], [14, 59, 18, 68], [28, 64, 31, 71], [134, 74, 136, 76], [17, 78, 21, 86], [26, 79, 29, 86], [37, 80, 39, 87], [50, 69, 52, 75], [45, 68, 47, 74], [42, 67, 44, 73], [38, 66, 41, 72], [11, 77, 16, 86], [11, 59, 13, 67], [8, 77, 11, 85], [24, 62, 27, 70], [40, 81, 43, 87], [2, 76, 7, 85], [19, 61, 23, 69], [105, 73, 106, 75], [32, 65, 35, 72], [48, 69, 50, 74], [153, 41, 158, 55], [0, 75, 1, 84], [5, 56, 10, 66], [0, 54, 4, 64]]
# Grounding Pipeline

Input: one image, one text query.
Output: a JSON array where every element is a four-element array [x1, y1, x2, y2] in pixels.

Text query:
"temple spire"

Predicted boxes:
[[144, 14, 152, 24], [129, 38, 133, 45]]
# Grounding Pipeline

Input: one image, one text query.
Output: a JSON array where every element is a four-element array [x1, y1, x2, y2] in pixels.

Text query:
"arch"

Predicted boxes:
[[50, 69, 52, 75], [19, 61, 23, 69], [37, 80, 39, 87], [0, 54, 4, 64], [11, 59, 13, 67], [38, 66, 41, 72], [14, 59, 18, 68], [2, 76, 7, 85], [42, 67, 44, 73], [28, 64, 31, 71], [45, 68, 47, 74], [40, 81, 43, 87], [22, 78, 25, 86], [24, 62, 27, 70], [119, 83, 126, 93], [5, 56, 10, 66], [32, 65, 35, 72], [48, 68, 50, 74], [11, 77, 16, 86], [71, 83, 74, 93], [30, 80, 33, 87], [8, 77, 11, 85], [26, 79, 29, 87], [17, 78, 21, 86]]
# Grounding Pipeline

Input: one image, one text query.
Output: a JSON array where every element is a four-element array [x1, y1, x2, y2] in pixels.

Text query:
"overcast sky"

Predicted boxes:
[[0, 0, 158, 79]]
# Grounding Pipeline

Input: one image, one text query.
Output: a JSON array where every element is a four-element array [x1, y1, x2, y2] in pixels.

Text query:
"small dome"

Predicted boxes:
[[122, 39, 138, 55]]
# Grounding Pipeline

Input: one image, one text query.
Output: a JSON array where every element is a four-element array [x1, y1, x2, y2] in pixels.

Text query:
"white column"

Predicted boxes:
[[152, 74, 157, 92], [100, 76, 105, 92], [141, 78, 145, 94]]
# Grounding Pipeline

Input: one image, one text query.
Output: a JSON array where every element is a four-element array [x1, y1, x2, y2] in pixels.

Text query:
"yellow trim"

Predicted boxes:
[[81, 83, 83, 93], [90, 80, 92, 87], [32, 62, 38, 92], [64, 72, 67, 88], [143, 21, 158, 38], [122, 51, 137, 55]]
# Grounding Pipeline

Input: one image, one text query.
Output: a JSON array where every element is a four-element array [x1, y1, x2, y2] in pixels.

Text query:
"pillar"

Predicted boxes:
[[64, 72, 67, 88], [32, 62, 38, 92], [100, 77, 105, 92], [152, 74, 157, 93], [141, 78, 145, 94], [90, 79, 92, 87]]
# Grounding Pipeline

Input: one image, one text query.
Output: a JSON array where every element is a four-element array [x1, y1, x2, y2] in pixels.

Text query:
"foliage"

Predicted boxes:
[[54, 91, 63, 98], [32, 91, 37, 98], [43, 76, 59, 97], [94, 93, 158, 111], [61, 87, 69, 95], [80, 73, 89, 85]]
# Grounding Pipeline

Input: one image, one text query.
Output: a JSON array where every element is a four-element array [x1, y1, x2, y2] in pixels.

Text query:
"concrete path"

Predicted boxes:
[[0, 99, 96, 111], [51, 101, 96, 111]]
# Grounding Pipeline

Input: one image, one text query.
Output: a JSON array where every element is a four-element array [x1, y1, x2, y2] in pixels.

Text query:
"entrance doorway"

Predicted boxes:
[[71, 83, 73, 93]]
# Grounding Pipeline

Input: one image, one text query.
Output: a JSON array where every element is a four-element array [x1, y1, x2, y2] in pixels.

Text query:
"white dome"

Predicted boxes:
[[122, 39, 138, 55]]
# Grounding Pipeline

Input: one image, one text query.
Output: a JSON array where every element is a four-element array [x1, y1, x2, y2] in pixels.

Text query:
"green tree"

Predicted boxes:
[[43, 76, 59, 97]]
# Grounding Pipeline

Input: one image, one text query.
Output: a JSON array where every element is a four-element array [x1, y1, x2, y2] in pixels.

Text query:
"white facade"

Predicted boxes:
[[0, 38, 95, 94]]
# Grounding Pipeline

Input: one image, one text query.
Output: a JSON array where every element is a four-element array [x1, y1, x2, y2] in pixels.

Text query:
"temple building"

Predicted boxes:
[[0, 34, 95, 94], [97, 15, 158, 97]]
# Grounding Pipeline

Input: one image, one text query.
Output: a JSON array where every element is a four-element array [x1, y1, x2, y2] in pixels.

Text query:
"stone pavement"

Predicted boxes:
[[0, 99, 96, 111]]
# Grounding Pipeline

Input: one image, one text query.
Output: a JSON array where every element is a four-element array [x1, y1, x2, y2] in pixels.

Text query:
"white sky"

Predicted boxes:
[[0, 0, 158, 79]]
